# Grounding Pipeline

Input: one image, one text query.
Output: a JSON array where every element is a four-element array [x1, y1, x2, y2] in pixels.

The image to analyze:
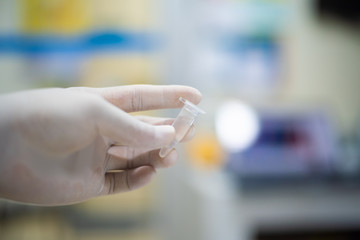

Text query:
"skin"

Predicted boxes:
[[0, 85, 202, 206]]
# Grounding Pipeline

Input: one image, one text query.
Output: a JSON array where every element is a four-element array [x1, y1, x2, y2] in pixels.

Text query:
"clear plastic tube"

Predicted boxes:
[[159, 97, 205, 158]]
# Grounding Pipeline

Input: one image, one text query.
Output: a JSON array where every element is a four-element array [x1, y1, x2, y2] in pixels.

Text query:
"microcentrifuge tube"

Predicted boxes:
[[159, 97, 205, 158]]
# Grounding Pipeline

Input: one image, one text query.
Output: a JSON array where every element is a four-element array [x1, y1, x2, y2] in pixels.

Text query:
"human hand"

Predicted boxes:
[[0, 85, 202, 205]]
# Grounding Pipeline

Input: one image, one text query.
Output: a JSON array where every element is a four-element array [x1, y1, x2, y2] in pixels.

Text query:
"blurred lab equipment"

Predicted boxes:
[[227, 110, 338, 187]]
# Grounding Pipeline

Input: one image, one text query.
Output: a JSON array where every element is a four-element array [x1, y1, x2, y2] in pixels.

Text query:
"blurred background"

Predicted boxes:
[[1, 0, 360, 239]]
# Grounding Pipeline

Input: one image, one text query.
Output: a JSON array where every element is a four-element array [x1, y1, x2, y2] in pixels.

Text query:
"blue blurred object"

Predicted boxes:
[[0, 31, 157, 54]]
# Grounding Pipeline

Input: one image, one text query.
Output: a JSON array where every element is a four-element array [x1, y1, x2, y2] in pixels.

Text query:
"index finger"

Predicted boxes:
[[99, 85, 202, 112]]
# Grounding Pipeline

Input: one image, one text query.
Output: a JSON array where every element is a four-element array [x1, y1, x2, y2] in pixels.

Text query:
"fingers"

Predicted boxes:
[[100, 147, 177, 196], [95, 101, 175, 149], [106, 147, 177, 171], [100, 166, 155, 195], [97, 85, 202, 112], [135, 116, 196, 142]]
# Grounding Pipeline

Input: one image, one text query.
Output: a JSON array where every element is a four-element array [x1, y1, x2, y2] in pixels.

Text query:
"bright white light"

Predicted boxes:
[[215, 101, 260, 152]]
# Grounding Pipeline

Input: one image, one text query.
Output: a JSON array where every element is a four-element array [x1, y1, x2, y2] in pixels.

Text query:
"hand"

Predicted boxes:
[[0, 85, 202, 205]]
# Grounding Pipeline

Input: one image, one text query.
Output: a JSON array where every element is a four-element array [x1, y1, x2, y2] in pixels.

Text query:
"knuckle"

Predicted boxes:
[[125, 171, 131, 191], [108, 174, 116, 195], [130, 87, 143, 112]]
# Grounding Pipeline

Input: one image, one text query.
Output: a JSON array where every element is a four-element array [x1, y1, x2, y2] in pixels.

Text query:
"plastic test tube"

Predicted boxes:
[[159, 97, 205, 158]]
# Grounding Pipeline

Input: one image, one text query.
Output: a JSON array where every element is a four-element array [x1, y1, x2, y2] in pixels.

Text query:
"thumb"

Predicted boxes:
[[94, 100, 175, 149]]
